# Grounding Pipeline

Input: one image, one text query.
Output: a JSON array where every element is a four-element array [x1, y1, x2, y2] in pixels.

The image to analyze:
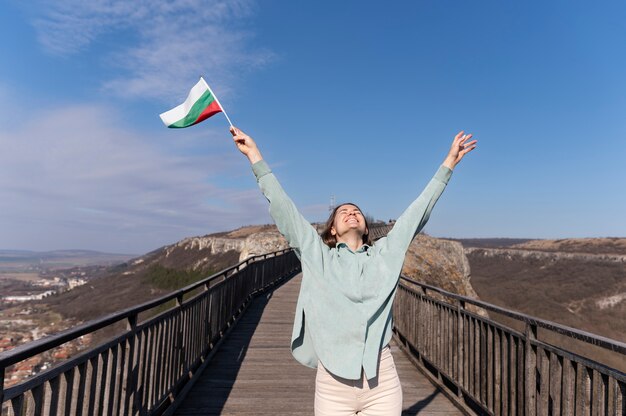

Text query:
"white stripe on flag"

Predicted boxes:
[[159, 79, 209, 126]]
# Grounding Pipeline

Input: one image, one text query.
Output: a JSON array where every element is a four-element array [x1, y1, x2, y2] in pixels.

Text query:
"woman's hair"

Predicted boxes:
[[321, 202, 373, 248]]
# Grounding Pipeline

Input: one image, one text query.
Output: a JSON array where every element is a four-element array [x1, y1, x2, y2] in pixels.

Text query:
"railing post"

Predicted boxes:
[[525, 322, 538, 416], [456, 300, 465, 399], [125, 313, 139, 415], [176, 293, 185, 381], [0, 366, 5, 407], [204, 282, 212, 348]]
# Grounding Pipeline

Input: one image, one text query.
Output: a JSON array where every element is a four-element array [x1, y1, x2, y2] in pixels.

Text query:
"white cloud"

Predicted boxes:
[[31, 0, 272, 101], [0, 104, 271, 253]]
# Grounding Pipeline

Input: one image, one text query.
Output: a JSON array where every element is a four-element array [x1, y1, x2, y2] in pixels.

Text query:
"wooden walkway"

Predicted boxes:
[[174, 274, 463, 415]]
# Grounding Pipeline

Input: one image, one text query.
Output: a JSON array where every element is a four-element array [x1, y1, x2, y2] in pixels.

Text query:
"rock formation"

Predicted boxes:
[[401, 234, 484, 315]]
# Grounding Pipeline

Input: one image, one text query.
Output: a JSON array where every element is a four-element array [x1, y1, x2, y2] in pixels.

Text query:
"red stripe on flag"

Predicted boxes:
[[192, 100, 223, 125]]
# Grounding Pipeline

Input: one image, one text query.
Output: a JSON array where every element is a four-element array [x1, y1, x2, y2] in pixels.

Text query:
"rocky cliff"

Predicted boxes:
[[401, 235, 484, 315], [158, 226, 481, 305], [136, 225, 291, 274], [466, 246, 626, 264]]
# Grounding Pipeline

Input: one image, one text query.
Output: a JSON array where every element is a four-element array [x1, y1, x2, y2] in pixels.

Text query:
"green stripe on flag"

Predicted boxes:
[[169, 90, 216, 128]]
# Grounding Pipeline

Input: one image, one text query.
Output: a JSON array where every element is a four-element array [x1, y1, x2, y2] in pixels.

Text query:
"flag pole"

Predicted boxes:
[[200, 76, 234, 128]]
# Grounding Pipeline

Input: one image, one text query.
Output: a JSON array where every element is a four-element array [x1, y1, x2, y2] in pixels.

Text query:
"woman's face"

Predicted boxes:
[[331, 204, 367, 238]]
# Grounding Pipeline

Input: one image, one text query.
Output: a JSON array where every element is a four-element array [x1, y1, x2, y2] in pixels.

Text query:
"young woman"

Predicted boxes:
[[231, 127, 476, 416]]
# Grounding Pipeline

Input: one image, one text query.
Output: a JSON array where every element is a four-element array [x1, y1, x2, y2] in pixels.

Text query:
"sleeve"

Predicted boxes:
[[377, 165, 453, 255], [252, 160, 322, 254]]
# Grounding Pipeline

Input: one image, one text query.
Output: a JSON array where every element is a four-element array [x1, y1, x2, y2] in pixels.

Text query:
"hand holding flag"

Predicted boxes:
[[159, 77, 233, 128], [231, 126, 263, 164]]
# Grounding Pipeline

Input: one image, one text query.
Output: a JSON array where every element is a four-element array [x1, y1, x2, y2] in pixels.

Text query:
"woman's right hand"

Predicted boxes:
[[230, 126, 263, 164]]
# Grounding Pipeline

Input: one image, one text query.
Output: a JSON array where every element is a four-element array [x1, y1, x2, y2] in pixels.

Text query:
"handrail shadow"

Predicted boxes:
[[173, 274, 295, 415], [402, 390, 440, 415]]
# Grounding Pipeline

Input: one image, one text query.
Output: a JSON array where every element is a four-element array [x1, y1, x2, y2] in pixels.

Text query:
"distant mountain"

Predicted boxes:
[[0, 249, 137, 271], [449, 237, 626, 255], [448, 238, 534, 249], [510, 237, 626, 256], [0, 249, 135, 259]]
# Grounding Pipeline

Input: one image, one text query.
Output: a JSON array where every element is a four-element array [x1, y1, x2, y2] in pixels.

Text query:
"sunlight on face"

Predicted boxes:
[[332, 204, 366, 236]]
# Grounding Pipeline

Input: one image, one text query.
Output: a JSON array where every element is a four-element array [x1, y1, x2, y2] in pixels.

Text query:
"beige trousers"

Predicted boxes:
[[314, 345, 403, 416]]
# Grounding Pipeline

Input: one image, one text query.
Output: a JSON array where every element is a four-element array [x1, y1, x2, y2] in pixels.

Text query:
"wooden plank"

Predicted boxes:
[[107, 344, 119, 416], [525, 325, 537, 416], [474, 317, 480, 401], [123, 328, 138, 416], [162, 315, 173, 401], [9, 393, 24, 416], [137, 327, 151, 413], [75, 367, 85, 415], [537, 347, 549, 415], [152, 320, 164, 405], [115, 339, 128, 416], [617, 379, 625, 416], [442, 307, 454, 376], [99, 349, 112, 416], [501, 332, 509, 416], [549, 352, 562, 416], [591, 370, 606, 416], [487, 324, 493, 411], [517, 336, 524, 416], [468, 316, 474, 398], [88, 355, 101, 416], [48, 375, 60, 416], [456, 307, 464, 392], [62, 369, 73, 416], [575, 362, 591, 416], [562, 357, 574, 416], [143, 326, 156, 410], [31, 383, 43, 416], [494, 328, 501, 416]]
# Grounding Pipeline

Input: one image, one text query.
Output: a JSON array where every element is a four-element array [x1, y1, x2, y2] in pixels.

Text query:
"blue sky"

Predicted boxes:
[[1, 0, 625, 254]]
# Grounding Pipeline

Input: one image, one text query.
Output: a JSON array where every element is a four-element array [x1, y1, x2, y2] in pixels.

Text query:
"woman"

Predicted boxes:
[[231, 126, 476, 416]]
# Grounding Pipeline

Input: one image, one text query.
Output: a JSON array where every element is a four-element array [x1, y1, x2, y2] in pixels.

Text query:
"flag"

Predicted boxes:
[[159, 78, 223, 128]]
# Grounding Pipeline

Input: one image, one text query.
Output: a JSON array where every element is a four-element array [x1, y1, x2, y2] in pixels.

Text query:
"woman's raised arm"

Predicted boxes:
[[230, 127, 322, 255], [381, 131, 477, 255]]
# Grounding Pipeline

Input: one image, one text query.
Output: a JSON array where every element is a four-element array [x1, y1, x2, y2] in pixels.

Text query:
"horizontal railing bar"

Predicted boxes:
[[400, 274, 626, 355], [530, 337, 626, 381], [0, 249, 289, 369], [3, 326, 134, 400], [401, 286, 527, 341]]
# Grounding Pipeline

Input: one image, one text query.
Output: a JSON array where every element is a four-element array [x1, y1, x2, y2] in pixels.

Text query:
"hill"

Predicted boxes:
[[37, 224, 289, 322], [453, 237, 626, 371], [0, 249, 136, 271]]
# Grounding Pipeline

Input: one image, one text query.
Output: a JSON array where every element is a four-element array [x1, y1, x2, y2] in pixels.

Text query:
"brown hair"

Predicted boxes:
[[321, 202, 373, 248]]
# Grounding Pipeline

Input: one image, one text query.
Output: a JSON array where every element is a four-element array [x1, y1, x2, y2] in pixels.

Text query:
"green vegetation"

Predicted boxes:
[[107, 262, 129, 273], [142, 264, 213, 291]]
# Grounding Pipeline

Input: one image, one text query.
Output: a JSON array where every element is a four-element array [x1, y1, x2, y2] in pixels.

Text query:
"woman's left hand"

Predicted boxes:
[[443, 131, 477, 170]]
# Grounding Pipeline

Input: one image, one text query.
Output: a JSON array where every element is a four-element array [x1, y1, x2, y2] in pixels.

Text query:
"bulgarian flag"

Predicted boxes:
[[159, 77, 233, 128]]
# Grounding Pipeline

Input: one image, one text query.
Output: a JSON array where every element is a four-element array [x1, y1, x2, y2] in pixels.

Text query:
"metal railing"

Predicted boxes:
[[1, 249, 300, 416], [5, 224, 625, 416], [393, 276, 626, 415]]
